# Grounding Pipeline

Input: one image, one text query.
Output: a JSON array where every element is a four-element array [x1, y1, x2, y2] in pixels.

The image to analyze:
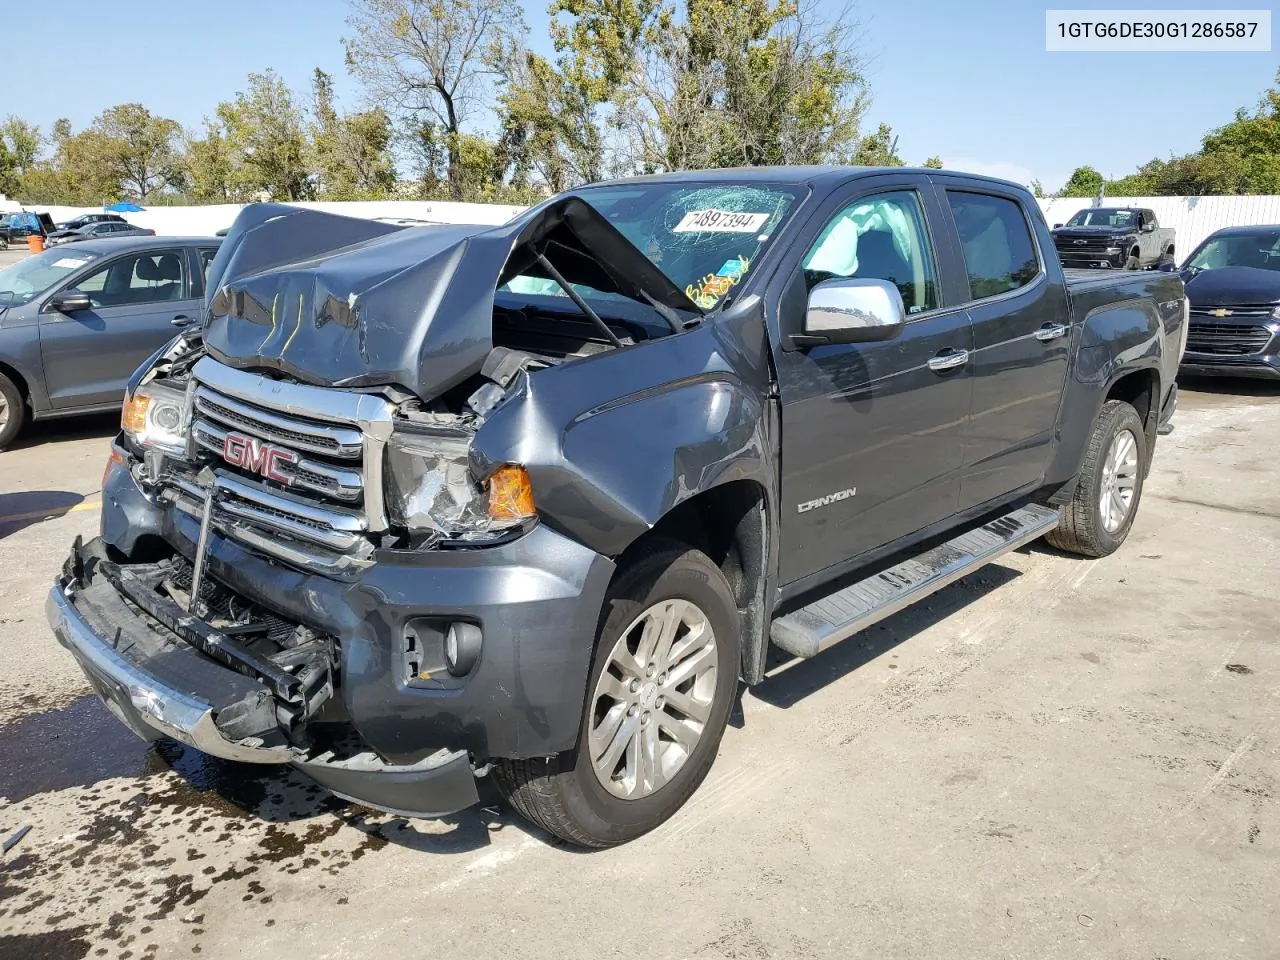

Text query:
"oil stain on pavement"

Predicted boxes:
[[0, 696, 501, 960]]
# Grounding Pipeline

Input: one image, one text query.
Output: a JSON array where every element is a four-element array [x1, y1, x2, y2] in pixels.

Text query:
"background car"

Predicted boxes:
[[45, 221, 156, 247], [0, 235, 221, 448], [3, 211, 57, 241], [53, 213, 128, 232], [1178, 224, 1280, 380]]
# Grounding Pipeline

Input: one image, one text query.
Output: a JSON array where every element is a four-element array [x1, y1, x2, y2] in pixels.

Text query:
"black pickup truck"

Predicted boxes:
[[1053, 206, 1176, 270], [46, 169, 1187, 847]]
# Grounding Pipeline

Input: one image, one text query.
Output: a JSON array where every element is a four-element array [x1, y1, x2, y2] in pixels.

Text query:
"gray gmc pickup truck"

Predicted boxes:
[[46, 168, 1187, 847]]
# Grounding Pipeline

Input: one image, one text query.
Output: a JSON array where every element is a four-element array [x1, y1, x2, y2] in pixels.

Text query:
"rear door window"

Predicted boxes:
[[945, 192, 1041, 301]]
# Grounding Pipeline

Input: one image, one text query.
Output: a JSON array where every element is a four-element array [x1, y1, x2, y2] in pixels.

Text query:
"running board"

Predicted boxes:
[[770, 505, 1059, 659]]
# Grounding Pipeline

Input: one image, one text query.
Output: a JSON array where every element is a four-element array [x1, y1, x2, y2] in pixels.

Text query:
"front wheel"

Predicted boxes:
[[0, 371, 26, 450], [1045, 400, 1147, 557], [492, 539, 741, 847]]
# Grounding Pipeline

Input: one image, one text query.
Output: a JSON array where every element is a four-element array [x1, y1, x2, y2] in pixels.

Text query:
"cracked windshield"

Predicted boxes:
[[505, 183, 804, 310]]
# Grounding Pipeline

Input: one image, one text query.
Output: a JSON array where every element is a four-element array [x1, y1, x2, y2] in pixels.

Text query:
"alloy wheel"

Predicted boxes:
[[588, 598, 718, 800], [1099, 428, 1139, 533]]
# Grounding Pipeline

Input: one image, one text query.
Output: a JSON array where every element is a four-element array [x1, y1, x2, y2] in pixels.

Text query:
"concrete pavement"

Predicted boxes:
[[0, 382, 1277, 960]]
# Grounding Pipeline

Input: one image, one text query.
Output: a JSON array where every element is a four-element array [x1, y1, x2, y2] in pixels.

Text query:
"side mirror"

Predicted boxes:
[[795, 278, 907, 346], [48, 289, 91, 313], [1053, 223, 1063, 229], [1142, 221, 1156, 233], [1156, 260, 1179, 272]]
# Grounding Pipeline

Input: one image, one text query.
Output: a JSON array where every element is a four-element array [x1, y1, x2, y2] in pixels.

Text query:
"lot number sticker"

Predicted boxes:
[[674, 210, 770, 233]]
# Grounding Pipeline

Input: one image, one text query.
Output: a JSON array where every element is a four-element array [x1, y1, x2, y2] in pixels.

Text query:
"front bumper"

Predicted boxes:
[[48, 453, 616, 817], [1056, 250, 1125, 269], [47, 582, 292, 763], [1179, 352, 1280, 380]]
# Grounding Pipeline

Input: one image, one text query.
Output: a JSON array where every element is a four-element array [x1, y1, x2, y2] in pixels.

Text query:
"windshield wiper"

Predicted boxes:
[[534, 252, 624, 348]]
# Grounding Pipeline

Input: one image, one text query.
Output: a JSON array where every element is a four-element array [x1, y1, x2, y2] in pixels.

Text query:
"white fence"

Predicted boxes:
[[1037, 196, 1280, 258], [7, 193, 1280, 261], [1, 199, 526, 235]]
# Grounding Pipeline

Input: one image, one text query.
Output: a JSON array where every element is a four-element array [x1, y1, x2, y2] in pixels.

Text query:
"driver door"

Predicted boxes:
[[39, 248, 197, 409], [773, 178, 974, 588]]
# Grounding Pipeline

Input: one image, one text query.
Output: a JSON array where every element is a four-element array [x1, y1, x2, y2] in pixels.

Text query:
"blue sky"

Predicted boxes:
[[3, 0, 1275, 192]]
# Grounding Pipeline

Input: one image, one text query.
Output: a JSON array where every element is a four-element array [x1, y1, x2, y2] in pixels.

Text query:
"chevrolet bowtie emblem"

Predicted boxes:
[[1208, 308, 1233, 317]]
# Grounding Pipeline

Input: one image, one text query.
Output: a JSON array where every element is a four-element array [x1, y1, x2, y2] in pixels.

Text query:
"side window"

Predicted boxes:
[[802, 189, 939, 314], [945, 192, 1040, 301], [74, 251, 188, 308], [199, 248, 219, 284]]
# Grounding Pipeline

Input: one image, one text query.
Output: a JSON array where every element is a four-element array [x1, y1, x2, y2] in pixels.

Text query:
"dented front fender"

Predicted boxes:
[[471, 319, 775, 559]]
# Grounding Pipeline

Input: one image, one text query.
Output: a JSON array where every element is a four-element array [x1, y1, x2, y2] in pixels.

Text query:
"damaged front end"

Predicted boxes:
[[46, 196, 726, 816]]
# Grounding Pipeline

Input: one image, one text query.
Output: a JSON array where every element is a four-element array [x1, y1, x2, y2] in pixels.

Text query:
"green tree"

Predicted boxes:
[[344, 0, 526, 198], [497, 0, 657, 190], [184, 120, 237, 202], [1060, 165, 1104, 198], [0, 140, 15, 198], [1195, 69, 1280, 194], [92, 104, 185, 198], [1029, 179, 1045, 198], [601, 0, 870, 173], [1, 117, 40, 184], [923, 155, 943, 169], [851, 122, 902, 166], [310, 68, 397, 199], [217, 69, 313, 201]]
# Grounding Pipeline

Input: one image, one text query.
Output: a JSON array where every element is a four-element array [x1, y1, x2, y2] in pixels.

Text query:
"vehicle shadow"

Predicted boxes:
[[747, 561, 1023, 711], [0, 490, 87, 540], [5, 411, 119, 451]]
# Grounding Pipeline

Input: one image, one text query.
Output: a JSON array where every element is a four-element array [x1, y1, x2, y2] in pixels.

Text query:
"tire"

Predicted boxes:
[[492, 539, 741, 847], [1045, 400, 1146, 558], [1123, 251, 1140, 270], [0, 370, 25, 450]]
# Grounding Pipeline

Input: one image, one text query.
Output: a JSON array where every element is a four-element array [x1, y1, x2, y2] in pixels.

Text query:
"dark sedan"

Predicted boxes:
[[0, 236, 221, 448], [53, 213, 128, 232], [1178, 225, 1280, 380], [45, 221, 156, 247]]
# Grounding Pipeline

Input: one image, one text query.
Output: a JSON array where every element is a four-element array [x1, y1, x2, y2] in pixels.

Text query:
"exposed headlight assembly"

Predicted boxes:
[[384, 428, 536, 542], [121, 380, 188, 454]]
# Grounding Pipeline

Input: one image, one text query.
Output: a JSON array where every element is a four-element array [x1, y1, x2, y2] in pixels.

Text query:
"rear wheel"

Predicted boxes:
[[0, 371, 26, 450], [1046, 400, 1146, 557], [492, 540, 741, 847]]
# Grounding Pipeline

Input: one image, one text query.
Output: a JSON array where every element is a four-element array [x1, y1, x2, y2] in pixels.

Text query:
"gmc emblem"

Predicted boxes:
[[222, 432, 298, 484]]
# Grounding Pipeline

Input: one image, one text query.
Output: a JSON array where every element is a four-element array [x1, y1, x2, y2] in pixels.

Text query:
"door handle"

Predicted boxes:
[[927, 349, 969, 372], [1034, 323, 1067, 342], [171, 315, 193, 327]]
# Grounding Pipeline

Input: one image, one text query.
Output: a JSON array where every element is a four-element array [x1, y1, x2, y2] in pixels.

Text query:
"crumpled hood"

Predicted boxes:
[[1185, 265, 1280, 307], [202, 200, 699, 402]]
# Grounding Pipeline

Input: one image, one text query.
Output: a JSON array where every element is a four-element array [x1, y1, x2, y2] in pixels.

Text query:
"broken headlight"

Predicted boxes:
[[384, 430, 536, 541], [121, 380, 188, 455]]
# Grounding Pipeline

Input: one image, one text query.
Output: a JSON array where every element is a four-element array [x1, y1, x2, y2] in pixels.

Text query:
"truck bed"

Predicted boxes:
[[1064, 267, 1182, 320]]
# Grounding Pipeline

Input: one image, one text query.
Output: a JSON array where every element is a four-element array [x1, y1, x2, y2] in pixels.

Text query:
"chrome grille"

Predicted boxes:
[[1190, 304, 1277, 320], [1056, 236, 1119, 252], [194, 390, 363, 458], [1185, 322, 1275, 356], [166, 357, 396, 574]]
